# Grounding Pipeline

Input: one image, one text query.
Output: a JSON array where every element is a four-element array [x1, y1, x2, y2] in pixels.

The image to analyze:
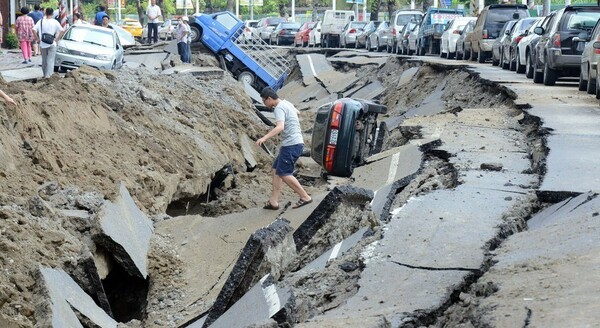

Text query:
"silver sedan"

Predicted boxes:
[[55, 24, 124, 71]]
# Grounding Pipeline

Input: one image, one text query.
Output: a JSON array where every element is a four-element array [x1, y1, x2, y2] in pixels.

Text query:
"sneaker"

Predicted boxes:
[[22, 61, 28, 64], [28, 59, 32, 63]]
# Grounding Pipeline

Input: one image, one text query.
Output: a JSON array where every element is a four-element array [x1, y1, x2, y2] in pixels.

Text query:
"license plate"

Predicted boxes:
[[329, 129, 338, 145]]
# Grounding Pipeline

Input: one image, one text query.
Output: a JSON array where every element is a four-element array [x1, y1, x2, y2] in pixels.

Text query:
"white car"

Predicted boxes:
[[441, 17, 476, 59], [55, 24, 124, 71], [516, 17, 543, 74], [407, 24, 420, 54], [241, 19, 259, 41], [308, 21, 322, 47]]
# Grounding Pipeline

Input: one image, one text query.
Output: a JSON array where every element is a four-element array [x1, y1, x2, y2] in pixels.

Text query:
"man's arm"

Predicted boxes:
[[256, 120, 284, 146], [0, 89, 16, 106]]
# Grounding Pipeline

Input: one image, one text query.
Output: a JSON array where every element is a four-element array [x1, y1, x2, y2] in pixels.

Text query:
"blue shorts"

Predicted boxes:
[[272, 144, 304, 176]]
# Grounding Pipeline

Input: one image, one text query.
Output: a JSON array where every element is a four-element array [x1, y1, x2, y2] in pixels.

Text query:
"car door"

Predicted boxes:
[[535, 12, 558, 68]]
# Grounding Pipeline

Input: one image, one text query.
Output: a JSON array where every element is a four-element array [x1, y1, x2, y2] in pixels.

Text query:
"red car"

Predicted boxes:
[[294, 21, 318, 47]]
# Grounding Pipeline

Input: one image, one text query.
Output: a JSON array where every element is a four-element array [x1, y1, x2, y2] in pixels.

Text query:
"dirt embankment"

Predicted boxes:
[[0, 65, 278, 327]]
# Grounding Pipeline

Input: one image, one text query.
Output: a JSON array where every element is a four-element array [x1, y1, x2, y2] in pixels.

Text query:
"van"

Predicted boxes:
[[321, 10, 355, 48], [471, 4, 530, 63], [388, 10, 423, 53]]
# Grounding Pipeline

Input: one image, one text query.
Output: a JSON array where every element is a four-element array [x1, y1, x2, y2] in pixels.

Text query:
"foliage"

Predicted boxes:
[[4, 32, 18, 49]]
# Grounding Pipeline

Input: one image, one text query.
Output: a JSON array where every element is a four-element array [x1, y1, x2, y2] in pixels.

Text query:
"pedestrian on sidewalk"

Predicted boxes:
[[16, 7, 35, 64], [256, 87, 312, 210], [72, 12, 84, 25], [145, 0, 162, 45], [28, 3, 44, 56], [93, 6, 108, 26], [0, 8, 4, 46], [32, 8, 64, 78], [175, 16, 191, 63], [0, 89, 16, 106]]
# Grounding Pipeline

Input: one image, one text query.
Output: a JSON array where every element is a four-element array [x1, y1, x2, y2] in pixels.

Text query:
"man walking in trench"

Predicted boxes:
[[256, 88, 312, 210]]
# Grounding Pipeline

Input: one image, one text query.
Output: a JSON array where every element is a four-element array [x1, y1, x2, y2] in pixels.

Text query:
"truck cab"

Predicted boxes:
[[417, 7, 465, 55], [321, 10, 356, 48]]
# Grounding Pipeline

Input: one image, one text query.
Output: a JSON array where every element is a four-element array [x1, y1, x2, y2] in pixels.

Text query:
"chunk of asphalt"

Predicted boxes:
[[35, 268, 117, 328], [350, 80, 385, 100], [240, 134, 258, 171], [528, 191, 595, 230], [327, 56, 388, 68], [92, 182, 154, 279], [397, 66, 420, 88], [404, 80, 448, 118], [208, 274, 294, 328], [243, 80, 263, 104], [293, 185, 374, 252], [201, 218, 296, 328], [480, 162, 504, 171], [298, 227, 369, 273]]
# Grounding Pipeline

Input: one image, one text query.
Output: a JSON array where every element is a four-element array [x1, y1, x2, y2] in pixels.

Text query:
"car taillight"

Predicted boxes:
[[246, 27, 251, 32], [349, 28, 356, 33], [392, 28, 397, 34], [516, 35, 524, 44], [453, 29, 461, 34], [330, 102, 343, 129], [595, 36, 600, 54], [483, 29, 488, 39], [553, 33, 561, 48], [325, 145, 336, 172]]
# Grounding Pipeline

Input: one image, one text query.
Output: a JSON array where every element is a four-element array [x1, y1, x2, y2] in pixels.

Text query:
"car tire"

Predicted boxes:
[[533, 56, 544, 83], [238, 71, 255, 86], [543, 59, 556, 86], [190, 25, 202, 43], [587, 68, 596, 94], [579, 69, 588, 91], [478, 50, 486, 63], [509, 50, 516, 71], [470, 48, 476, 61], [501, 52, 508, 70], [367, 39, 372, 52], [492, 54, 499, 66], [596, 71, 600, 99], [526, 52, 535, 79], [516, 50, 526, 74], [447, 51, 454, 59]]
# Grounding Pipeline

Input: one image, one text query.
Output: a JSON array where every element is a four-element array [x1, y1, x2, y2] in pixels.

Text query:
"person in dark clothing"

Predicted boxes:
[[94, 6, 108, 26], [28, 3, 44, 56]]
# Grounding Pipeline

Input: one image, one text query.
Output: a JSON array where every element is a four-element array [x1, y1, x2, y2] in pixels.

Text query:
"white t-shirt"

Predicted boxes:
[[175, 22, 190, 43], [33, 17, 64, 49], [274, 100, 304, 147], [146, 5, 162, 23]]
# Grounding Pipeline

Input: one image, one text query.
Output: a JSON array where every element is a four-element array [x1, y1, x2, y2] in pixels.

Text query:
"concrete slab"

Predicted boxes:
[[203, 218, 296, 328], [299, 227, 369, 272], [93, 182, 154, 279], [240, 133, 258, 171], [279, 81, 330, 104], [0, 67, 43, 82], [350, 81, 385, 100], [296, 53, 359, 94], [327, 56, 388, 67], [317, 70, 360, 94], [124, 52, 167, 71], [36, 268, 117, 328], [355, 144, 422, 192], [527, 191, 595, 230], [398, 67, 419, 88], [243, 80, 263, 104], [161, 65, 224, 78], [296, 54, 323, 86], [451, 151, 530, 174], [404, 79, 447, 117], [209, 274, 293, 328]]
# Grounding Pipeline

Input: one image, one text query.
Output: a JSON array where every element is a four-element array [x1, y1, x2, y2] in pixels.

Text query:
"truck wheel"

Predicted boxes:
[[190, 25, 202, 43], [238, 71, 255, 86]]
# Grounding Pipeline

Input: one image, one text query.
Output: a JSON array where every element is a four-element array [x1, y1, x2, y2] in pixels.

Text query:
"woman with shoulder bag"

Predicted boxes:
[[32, 8, 64, 78]]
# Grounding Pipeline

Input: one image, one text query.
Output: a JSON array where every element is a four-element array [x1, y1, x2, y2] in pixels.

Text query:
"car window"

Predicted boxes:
[[396, 14, 422, 26], [63, 27, 114, 48], [351, 22, 367, 29], [215, 12, 238, 30], [484, 8, 530, 37], [249, 21, 258, 28], [565, 11, 600, 31], [268, 17, 285, 26], [518, 18, 537, 33], [282, 22, 301, 29]]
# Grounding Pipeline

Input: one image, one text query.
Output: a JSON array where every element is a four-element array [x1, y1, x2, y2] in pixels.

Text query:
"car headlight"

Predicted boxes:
[[96, 55, 111, 60], [57, 46, 69, 54]]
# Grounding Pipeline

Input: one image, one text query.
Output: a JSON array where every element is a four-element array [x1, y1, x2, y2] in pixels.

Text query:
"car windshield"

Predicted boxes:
[[63, 26, 114, 48], [517, 18, 537, 33], [351, 22, 367, 29], [484, 8, 530, 38], [281, 23, 301, 29], [248, 21, 258, 27], [215, 12, 239, 30], [268, 18, 286, 26], [397, 14, 422, 26], [566, 11, 600, 31]]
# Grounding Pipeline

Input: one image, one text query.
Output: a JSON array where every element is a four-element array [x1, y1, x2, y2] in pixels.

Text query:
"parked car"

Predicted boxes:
[[294, 21, 317, 47], [515, 17, 544, 74], [109, 23, 135, 47], [503, 17, 539, 71], [158, 19, 180, 40], [455, 20, 475, 60], [321, 10, 355, 47], [254, 17, 287, 42], [242, 19, 259, 41], [340, 21, 367, 48], [119, 19, 143, 38], [407, 24, 421, 55], [55, 24, 124, 72], [308, 21, 322, 47], [416, 7, 465, 55], [533, 6, 600, 85], [491, 20, 517, 68], [269, 22, 300, 45], [471, 4, 530, 63], [310, 98, 387, 177], [356, 20, 381, 49], [578, 19, 600, 93], [370, 21, 393, 52], [398, 21, 417, 54], [441, 17, 476, 59], [388, 10, 423, 53]]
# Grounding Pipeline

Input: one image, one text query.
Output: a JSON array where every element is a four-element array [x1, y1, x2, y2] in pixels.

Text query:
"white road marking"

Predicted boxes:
[[328, 241, 343, 261], [386, 152, 401, 185], [260, 274, 281, 317], [307, 55, 317, 78]]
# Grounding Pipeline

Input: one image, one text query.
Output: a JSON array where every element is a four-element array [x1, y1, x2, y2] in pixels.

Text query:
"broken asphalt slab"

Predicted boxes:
[[296, 53, 360, 94], [327, 56, 388, 68], [35, 268, 117, 328], [93, 182, 154, 279]]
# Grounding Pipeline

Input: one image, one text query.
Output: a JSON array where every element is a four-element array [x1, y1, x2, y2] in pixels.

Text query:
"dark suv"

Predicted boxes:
[[532, 6, 600, 85], [311, 99, 387, 177]]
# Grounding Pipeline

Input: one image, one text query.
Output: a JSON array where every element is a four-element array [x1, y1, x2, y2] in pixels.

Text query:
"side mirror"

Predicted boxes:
[[593, 41, 600, 49], [505, 30, 511, 35], [534, 26, 543, 35], [512, 12, 520, 19]]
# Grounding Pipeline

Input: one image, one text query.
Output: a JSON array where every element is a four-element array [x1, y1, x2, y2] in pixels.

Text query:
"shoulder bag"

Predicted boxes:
[[40, 18, 55, 45]]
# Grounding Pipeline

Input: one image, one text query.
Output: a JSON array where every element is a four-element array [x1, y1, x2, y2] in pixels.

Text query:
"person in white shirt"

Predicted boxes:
[[32, 8, 65, 78], [175, 16, 191, 63], [145, 0, 162, 45]]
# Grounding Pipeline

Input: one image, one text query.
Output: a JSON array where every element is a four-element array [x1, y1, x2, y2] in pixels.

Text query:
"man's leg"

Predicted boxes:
[[177, 42, 185, 61], [152, 23, 158, 44], [45, 46, 57, 78], [41, 47, 48, 77], [269, 169, 283, 207], [281, 175, 311, 202]]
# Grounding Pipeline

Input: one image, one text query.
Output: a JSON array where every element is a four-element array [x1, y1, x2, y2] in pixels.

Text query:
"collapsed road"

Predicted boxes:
[[0, 42, 598, 328]]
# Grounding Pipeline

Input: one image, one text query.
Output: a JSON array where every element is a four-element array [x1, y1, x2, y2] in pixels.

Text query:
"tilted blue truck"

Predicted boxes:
[[188, 11, 290, 91], [417, 7, 465, 56]]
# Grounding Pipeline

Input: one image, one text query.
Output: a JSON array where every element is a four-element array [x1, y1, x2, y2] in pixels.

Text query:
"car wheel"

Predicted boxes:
[[448, 51, 454, 59], [478, 50, 486, 63], [238, 71, 255, 85], [526, 52, 534, 79], [367, 39, 371, 51], [501, 52, 508, 69], [587, 67, 596, 94], [470, 48, 476, 61], [509, 50, 516, 71], [303, 39, 308, 47], [532, 56, 543, 83], [276, 36, 280, 46], [543, 59, 556, 86], [596, 70, 600, 99], [579, 68, 588, 91], [516, 50, 526, 74], [492, 53, 499, 66], [190, 25, 202, 43]]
